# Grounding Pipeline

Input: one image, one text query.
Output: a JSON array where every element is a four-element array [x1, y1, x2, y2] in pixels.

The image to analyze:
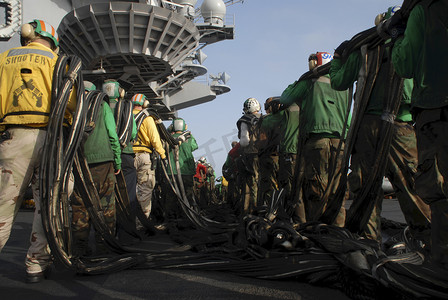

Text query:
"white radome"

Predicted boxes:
[[200, 0, 226, 25]]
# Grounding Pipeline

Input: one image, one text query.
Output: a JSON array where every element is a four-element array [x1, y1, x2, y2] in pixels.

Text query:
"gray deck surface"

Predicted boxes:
[[0, 199, 405, 300]]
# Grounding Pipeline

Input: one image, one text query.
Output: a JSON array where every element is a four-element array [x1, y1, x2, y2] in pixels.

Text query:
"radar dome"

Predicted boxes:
[[172, 0, 197, 7], [200, 0, 226, 26]]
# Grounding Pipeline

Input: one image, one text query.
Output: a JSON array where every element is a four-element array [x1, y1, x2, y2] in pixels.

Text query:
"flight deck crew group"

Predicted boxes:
[[0, 0, 447, 283], [226, 1, 447, 272]]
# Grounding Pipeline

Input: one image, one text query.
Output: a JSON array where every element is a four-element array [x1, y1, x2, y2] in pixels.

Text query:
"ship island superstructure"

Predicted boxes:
[[0, 0, 241, 118]]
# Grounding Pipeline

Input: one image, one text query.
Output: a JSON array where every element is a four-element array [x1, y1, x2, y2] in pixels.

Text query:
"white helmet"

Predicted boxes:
[[243, 97, 261, 114]]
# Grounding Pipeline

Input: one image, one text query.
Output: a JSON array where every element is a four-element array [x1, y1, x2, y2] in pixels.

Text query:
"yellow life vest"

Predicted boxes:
[[0, 42, 58, 126]]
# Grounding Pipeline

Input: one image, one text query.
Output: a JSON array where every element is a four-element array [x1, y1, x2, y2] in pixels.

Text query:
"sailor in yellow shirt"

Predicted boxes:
[[0, 19, 76, 283], [132, 94, 166, 220]]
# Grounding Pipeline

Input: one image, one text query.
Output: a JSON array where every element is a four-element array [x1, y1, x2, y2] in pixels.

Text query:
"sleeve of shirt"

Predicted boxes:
[[329, 52, 361, 91], [190, 135, 198, 152], [131, 116, 137, 140], [103, 102, 122, 170], [239, 122, 250, 147], [280, 80, 311, 106], [144, 117, 166, 159], [391, 5, 425, 79]]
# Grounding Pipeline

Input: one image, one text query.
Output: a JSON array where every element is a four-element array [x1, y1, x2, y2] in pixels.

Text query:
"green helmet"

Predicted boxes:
[[385, 5, 401, 19], [375, 5, 401, 25], [172, 118, 187, 132], [34, 19, 59, 48], [131, 93, 146, 106], [83, 81, 96, 92], [102, 80, 124, 100]]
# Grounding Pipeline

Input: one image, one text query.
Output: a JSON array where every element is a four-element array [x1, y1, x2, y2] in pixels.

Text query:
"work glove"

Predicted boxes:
[[161, 158, 169, 170], [176, 130, 191, 144], [377, 10, 406, 41], [334, 40, 349, 58]]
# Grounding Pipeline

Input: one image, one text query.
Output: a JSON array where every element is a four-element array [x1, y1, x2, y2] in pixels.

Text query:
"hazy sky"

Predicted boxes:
[[180, 0, 403, 176]]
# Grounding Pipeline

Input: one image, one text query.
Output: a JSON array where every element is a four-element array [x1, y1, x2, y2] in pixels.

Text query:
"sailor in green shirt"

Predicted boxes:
[[102, 80, 139, 220], [281, 52, 350, 227], [165, 118, 198, 233], [255, 97, 282, 209], [390, 0, 448, 267], [72, 81, 121, 256], [269, 97, 301, 222], [331, 6, 431, 244]]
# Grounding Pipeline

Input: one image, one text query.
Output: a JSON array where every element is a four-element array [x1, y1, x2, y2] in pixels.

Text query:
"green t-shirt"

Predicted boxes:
[[392, 1, 448, 109], [330, 49, 414, 122], [167, 133, 198, 175]]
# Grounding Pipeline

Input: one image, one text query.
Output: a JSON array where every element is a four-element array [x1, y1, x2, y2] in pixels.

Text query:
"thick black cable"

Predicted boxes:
[[40, 54, 86, 269], [114, 98, 134, 148]]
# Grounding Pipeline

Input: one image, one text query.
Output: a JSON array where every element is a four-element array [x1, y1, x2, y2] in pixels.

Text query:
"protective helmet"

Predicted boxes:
[[131, 93, 146, 106], [198, 156, 207, 164], [264, 96, 280, 111], [21, 19, 59, 49], [103, 80, 125, 100], [172, 118, 187, 132], [243, 97, 261, 114], [308, 52, 333, 70], [375, 5, 401, 26], [83, 81, 96, 92]]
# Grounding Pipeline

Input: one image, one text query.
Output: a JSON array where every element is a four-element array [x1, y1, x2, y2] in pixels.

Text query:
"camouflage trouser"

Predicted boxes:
[[241, 153, 259, 215], [0, 128, 51, 274], [72, 161, 116, 256], [134, 152, 155, 218], [349, 115, 430, 242], [257, 153, 279, 207], [303, 136, 347, 227], [279, 153, 305, 223], [415, 108, 448, 266]]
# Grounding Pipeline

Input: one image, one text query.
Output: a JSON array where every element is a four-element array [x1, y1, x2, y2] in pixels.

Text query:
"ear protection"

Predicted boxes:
[[21, 22, 36, 41], [21, 20, 59, 50], [20, 22, 37, 47], [374, 13, 385, 26], [308, 54, 318, 70], [308, 52, 333, 70]]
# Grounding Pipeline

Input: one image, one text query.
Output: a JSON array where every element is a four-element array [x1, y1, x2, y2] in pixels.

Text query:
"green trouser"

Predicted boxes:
[[72, 161, 116, 256], [257, 153, 279, 207], [349, 115, 431, 242], [241, 153, 259, 215], [415, 108, 448, 266], [303, 136, 347, 227]]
